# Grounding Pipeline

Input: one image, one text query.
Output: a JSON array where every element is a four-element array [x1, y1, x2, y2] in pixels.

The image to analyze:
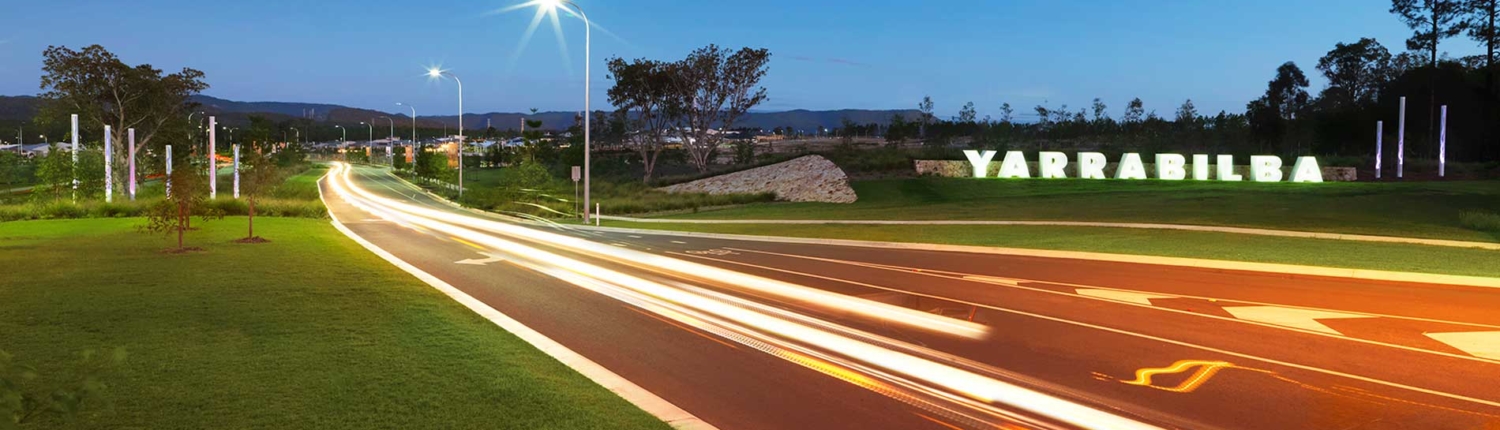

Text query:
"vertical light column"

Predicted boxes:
[[1439, 105, 1448, 178], [70, 114, 78, 199], [1375, 121, 1383, 179], [165, 145, 173, 197], [128, 128, 137, 201], [209, 117, 217, 199], [233, 144, 240, 199], [104, 126, 112, 203], [1397, 97, 1406, 179]]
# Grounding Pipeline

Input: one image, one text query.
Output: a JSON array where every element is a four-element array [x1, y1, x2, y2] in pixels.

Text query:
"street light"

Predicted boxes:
[[535, 0, 592, 221], [426, 68, 465, 198], [335, 125, 346, 160], [397, 102, 418, 145], [360, 121, 374, 143]]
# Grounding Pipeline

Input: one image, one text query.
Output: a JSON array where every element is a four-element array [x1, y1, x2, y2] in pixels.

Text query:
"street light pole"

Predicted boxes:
[[379, 116, 395, 166], [335, 125, 346, 161], [552, 0, 592, 222], [426, 69, 465, 198], [397, 103, 418, 145]]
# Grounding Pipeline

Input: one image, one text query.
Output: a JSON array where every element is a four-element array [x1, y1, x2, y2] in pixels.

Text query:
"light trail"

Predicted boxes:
[[324, 163, 1165, 430]]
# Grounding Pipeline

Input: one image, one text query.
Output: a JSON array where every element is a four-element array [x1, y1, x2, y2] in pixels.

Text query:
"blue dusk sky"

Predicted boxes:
[[0, 0, 1481, 118]]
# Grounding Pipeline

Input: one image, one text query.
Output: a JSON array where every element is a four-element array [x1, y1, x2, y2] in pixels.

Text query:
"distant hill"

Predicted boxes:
[[0, 94, 917, 132]]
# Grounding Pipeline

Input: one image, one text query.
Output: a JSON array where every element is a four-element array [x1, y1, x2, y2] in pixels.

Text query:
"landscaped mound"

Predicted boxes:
[[661, 155, 858, 203]]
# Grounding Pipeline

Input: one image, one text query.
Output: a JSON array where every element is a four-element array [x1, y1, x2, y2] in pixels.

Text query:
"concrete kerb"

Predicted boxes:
[[597, 216, 1500, 251], [377, 166, 1500, 289], [319, 167, 717, 430]]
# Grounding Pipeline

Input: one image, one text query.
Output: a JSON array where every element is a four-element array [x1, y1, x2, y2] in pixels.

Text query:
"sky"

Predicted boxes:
[[0, 0, 1484, 119]]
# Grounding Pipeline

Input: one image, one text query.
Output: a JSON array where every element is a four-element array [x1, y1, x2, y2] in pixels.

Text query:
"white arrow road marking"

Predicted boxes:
[[1076, 289, 1175, 306], [1425, 331, 1500, 360], [455, 252, 506, 266], [1222, 306, 1375, 335], [962, 275, 1023, 285]]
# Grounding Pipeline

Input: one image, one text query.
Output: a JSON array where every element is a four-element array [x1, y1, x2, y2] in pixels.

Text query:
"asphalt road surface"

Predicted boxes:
[[322, 163, 1500, 430]]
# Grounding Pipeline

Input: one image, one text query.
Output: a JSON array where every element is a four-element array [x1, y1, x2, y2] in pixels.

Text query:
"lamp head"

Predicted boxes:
[[426, 68, 443, 78]]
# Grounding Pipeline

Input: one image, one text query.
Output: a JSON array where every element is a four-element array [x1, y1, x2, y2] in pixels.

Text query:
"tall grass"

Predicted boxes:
[[0, 165, 327, 222]]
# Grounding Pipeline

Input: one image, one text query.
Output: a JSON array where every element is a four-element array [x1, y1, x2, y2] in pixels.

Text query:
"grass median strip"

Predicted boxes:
[[0, 217, 669, 429], [604, 221, 1500, 278]]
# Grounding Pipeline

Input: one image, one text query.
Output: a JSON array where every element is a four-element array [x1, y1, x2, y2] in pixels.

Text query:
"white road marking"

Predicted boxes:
[[1426, 331, 1500, 360], [962, 275, 1022, 285], [1221, 306, 1375, 336], [628, 235, 643, 239], [673, 251, 1500, 409], [455, 252, 507, 266], [671, 240, 688, 244], [1076, 289, 1175, 306]]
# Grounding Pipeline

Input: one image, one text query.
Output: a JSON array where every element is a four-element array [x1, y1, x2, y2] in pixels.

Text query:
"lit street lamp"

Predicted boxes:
[[335, 125, 347, 160], [378, 116, 395, 166], [426, 68, 465, 198], [535, 0, 592, 221]]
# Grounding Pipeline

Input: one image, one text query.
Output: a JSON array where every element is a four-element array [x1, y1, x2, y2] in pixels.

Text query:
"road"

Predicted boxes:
[[322, 163, 1500, 430]]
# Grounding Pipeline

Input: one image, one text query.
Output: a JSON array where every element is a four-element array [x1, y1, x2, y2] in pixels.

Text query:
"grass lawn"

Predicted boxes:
[[436, 167, 773, 217], [603, 221, 1500, 278], [0, 217, 667, 429], [655, 178, 1500, 243]]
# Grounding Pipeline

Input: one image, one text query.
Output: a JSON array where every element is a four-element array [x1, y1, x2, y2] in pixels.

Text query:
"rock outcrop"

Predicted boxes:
[[662, 155, 858, 203]]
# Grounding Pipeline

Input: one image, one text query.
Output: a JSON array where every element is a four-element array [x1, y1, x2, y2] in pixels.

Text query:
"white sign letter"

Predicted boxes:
[[1192, 154, 1211, 180], [1115, 153, 1147, 180], [1077, 152, 1107, 179], [998, 151, 1031, 179], [1217, 155, 1243, 181], [1156, 154, 1187, 180], [962, 150, 996, 178], [1039, 151, 1068, 179], [1250, 155, 1284, 182], [1290, 156, 1324, 183]]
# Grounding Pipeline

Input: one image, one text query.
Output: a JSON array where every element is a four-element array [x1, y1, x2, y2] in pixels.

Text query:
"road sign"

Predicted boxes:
[[571, 166, 581, 182]]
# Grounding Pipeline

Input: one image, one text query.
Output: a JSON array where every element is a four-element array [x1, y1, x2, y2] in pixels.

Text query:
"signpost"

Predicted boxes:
[[572, 165, 582, 218]]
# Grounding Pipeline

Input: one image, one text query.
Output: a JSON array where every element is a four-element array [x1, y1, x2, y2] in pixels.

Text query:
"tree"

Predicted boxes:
[[1463, 0, 1500, 81], [1175, 99, 1199, 126], [1392, 0, 1466, 142], [957, 102, 977, 123], [1091, 98, 1110, 123], [38, 45, 208, 194], [670, 45, 771, 173], [998, 103, 1014, 124], [34, 144, 72, 199], [141, 161, 217, 251], [917, 96, 935, 137], [886, 113, 909, 146], [1316, 38, 1392, 107], [236, 117, 277, 242], [1266, 62, 1312, 120], [1122, 98, 1145, 124], [607, 56, 677, 183]]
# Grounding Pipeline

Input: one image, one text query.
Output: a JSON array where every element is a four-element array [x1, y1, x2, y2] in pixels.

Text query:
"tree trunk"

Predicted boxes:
[[247, 198, 255, 239]]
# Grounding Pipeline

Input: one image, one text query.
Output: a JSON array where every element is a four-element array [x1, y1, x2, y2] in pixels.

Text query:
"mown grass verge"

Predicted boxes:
[[0, 217, 668, 429]]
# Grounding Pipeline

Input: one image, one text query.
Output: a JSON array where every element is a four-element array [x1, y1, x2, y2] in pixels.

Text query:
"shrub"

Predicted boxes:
[[1460, 211, 1500, 232]]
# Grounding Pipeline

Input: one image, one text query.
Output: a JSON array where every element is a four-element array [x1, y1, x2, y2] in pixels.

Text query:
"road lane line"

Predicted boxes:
[[670, 251, 1500, 409], [319, 167, 718, 430], [450, 236, 485, 251], [724, 246, 1500, 364]]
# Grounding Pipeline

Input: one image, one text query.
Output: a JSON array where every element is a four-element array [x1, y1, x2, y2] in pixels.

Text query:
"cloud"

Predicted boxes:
[[0, 39, 10, 45]]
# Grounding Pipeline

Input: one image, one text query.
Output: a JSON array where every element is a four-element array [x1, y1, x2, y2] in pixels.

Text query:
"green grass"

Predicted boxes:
[[606, 221, 1500, 278], [1461, 210, 1500, 233], [0, 165, 328, 222], [443, 167, 774, 218], [656, 178, 1500, 243], [0, 217, 668, 430]]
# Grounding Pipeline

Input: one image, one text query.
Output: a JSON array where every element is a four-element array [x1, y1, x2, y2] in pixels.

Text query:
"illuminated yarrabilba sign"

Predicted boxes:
[[962, 150, 1324, 183]]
